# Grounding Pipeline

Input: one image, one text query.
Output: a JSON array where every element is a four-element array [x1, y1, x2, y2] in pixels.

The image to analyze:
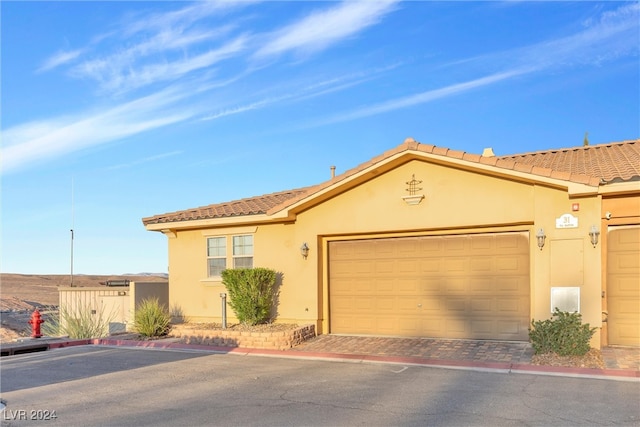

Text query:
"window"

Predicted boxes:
[[207, 237, 226, 277], [233, 235, 253, 268], [206, 234, 254, 278]]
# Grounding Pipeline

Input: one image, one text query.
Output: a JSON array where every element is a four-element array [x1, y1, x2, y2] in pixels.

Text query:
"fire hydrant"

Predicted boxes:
[[28, 309, 44, 338]]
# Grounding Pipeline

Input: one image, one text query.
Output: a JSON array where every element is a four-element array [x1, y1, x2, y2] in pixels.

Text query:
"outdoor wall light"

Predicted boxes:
[[589, 225, 600, 248], [536, 228, 546, 250], [300, 242, 310, 259]]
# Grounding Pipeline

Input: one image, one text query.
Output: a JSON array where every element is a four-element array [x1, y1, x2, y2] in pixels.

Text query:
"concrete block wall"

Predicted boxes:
[[172, 324, 316, 350]]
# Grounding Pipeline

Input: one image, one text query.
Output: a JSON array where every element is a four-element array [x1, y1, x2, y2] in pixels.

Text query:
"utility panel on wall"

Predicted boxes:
[[551, 287, 580, 313]]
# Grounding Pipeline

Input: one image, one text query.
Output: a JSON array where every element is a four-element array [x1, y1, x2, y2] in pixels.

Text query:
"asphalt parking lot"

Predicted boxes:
[[1, 346, 639, 426]]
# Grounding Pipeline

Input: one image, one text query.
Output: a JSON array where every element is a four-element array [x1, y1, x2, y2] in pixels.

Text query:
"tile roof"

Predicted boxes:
[[142, 188, 310, 225], [498, 140, 640, 184], [142, 139, 639, 226]]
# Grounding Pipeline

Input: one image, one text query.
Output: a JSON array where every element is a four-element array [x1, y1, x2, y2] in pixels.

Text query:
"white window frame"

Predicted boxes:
[[232, 235, 253, 269], [206, 236, 227, 278], [204, 234, 254, 280]]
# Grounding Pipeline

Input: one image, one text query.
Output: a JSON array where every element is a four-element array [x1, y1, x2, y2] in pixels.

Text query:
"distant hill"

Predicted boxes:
[[0, 273, 168, 307], [124, 272, 169, 278]]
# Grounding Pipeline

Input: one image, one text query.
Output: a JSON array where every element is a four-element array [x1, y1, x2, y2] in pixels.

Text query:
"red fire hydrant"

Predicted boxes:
[[28, 309, 44, 338]]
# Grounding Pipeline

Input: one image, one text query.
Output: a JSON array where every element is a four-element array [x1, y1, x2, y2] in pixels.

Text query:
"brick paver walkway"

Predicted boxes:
[[291, 335, 640, 370], [291, 335, 534, 364], [601, 346, 640, 370]]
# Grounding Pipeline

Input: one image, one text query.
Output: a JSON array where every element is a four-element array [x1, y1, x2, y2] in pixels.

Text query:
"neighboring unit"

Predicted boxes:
[[143, 138, 640, 348], [59, 281, 169, 334]]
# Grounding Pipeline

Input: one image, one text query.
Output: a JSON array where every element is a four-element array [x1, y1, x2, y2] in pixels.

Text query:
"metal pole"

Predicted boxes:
[[70, 177, 74, 287], [220, 293, 227, 329], [70, 229, 74, 287]]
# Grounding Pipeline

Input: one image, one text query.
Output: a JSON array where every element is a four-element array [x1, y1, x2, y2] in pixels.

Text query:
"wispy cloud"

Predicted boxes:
[[51, 1, 251, 95], [200, 65, 398, 121], [1, 87, 194, 174], [120, 0, 252, 37], [201, 99, 274, 121], [38, 49, 85, 73], [5, 1, 403, 174], [529, 2, 639, 67], [445, 2, 639, 72], [105, 150, 183, 171], [253, 0, 400, 59], [312, 69, 532, 127], [7, 1, 635, 176], [73, 34, 248, 94], [307, 3, 639, 127]]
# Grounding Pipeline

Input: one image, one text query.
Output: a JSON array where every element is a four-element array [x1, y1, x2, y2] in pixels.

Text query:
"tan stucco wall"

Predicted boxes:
[[162, 158, 608, 345], [130, 281, 169, 311], [531, 185, 603, 347]]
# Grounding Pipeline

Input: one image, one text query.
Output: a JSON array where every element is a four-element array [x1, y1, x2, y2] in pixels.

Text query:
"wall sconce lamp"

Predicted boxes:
[[589, 225, 600, 248], [300, 242, 310, 259], [536, 228, 546, 250]]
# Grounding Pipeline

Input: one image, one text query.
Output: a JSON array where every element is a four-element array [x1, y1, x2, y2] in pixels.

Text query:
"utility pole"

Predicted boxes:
[[70, 178, 75, 287], [70, 228, 74, 287]]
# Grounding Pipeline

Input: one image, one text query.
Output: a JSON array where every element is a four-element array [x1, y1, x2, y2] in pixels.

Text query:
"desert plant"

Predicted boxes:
[[221, 268, 277, 325], [169, 303, 190, 324], [529, 308, 596, 356], [134, 298, 171, 337], [42, 303, 115, 339]]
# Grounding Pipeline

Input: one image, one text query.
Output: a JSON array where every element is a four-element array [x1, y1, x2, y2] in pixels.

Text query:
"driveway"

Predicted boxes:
[[1, 346, 639, 426]]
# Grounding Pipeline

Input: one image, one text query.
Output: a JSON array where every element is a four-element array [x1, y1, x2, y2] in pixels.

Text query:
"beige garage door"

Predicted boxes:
[[607, 226, 640, 347], [329, 232, 530, 340]]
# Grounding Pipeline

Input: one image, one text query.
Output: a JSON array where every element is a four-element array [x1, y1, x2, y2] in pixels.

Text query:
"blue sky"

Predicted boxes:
[[1, 1, 638, 275]]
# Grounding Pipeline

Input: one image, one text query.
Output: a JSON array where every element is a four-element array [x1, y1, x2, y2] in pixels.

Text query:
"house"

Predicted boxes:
[[142, 138, 640, 348]]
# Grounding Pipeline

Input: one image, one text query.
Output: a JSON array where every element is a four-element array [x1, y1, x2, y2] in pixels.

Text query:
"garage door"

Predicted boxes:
[[607, 226, 640, 347], [329, 232, 530, 340]]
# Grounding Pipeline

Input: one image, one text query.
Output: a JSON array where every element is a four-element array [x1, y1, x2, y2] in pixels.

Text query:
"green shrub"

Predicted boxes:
[[42, 304, 115, 339], [134, 298, 171, 337], [221, 268, 278, 325], [529, 308, 596, 356]]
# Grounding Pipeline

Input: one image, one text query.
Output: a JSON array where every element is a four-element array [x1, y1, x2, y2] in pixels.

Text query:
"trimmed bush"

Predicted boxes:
[[529, 308, 596, 356], [221, 268, 277, 325], [134, 298, 171, 337], [42, 303, 115, 339]]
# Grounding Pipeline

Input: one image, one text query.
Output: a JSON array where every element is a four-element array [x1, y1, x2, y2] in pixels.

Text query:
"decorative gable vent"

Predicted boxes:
[[402, 174, 425, 205]]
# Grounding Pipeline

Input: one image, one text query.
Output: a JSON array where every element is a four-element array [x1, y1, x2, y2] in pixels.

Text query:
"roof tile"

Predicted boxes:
[[432, 146, 449, 156], [463, 153, 481, 163], [513, 163, 533, 173], [495, 158, 516, 169], [447, 149, 465, 160], [143, 139, 639, 226], [417, 144, 436, 154], [142, 188, 310, 225], [500, 140, 640, 183], [530, 165, 552, 177], [478, 156, 498, 166]]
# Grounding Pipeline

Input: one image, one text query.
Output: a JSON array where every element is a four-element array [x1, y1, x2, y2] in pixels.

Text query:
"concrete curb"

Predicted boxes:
[[3, 336, 637, 381], [0, 338, 91, 356], [92, 337, 640, 382]]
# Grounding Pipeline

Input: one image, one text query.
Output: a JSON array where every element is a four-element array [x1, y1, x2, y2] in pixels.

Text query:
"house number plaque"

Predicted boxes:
[[555, 213, 578, 229]]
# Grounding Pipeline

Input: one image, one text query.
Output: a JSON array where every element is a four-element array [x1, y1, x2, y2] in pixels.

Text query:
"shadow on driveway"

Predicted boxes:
[[0, 345, 209, 393]]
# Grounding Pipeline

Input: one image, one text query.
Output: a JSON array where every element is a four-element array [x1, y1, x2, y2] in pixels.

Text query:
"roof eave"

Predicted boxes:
[[598, 180, 640, 197], [144, 211, 292, 232], [427, 152, 601, 196], [267, 148, 601, 218], [269, 151, 418, 216]]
